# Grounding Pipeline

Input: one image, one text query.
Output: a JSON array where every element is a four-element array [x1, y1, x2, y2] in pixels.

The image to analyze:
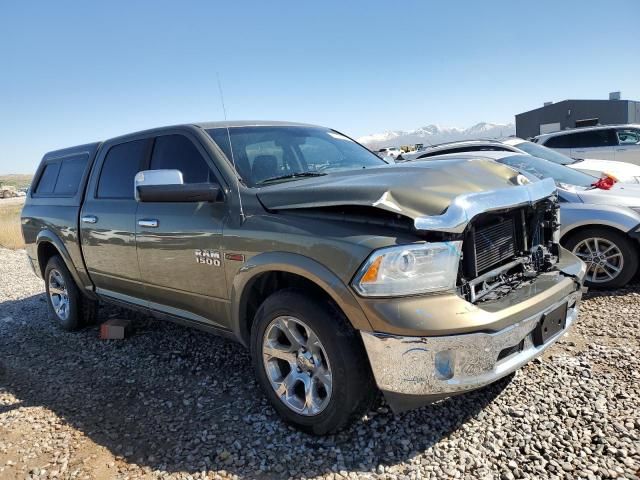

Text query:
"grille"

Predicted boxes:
[[473, 218, 516, 276]]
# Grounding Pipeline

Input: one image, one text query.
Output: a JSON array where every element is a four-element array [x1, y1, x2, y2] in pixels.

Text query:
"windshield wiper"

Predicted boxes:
[[257, 172, 327, 185]]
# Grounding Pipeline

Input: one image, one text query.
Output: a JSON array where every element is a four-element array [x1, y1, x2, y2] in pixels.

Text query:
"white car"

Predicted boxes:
[[397, 138, 640, 184], [534, 124, 640, 166], [376, 147, 402, 159]]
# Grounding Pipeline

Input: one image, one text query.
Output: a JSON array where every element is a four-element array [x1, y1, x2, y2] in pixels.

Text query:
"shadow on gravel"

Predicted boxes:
[[582, 280, 640, 300], [1, 293, 512, 478]]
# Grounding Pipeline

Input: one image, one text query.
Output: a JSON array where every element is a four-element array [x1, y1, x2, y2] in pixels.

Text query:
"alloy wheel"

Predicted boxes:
[[262, 316, 332, 416], [48, 269, 70, 321], [572, 237, 623, 284]]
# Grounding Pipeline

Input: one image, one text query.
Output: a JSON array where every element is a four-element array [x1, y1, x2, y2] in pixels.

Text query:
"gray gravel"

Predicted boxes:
[[0, 247, 638, 480]]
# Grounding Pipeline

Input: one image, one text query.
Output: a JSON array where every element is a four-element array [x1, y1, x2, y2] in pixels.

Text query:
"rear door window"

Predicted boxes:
[[34, 162, 61, 195], [544, 130, 617, 148], [150, 135, 216, 184], [97, 140, 148, 199], [573, 129, 617, 147], [53, 155, 88, 195]]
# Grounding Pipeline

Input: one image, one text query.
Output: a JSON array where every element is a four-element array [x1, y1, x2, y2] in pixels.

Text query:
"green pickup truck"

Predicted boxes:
[[21, 121, 586, 434]]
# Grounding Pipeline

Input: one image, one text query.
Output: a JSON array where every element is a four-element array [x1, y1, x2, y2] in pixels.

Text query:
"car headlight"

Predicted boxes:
[[634, 176, 640, 184], [352, 242, 462, 297]]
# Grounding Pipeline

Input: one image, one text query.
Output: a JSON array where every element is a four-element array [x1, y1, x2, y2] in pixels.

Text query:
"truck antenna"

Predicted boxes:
[[216, 72, 245, 221]]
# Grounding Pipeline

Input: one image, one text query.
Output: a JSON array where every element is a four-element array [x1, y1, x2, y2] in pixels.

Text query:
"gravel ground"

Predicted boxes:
[[0, 247, 638, 480], [0, 197, 26, 206]]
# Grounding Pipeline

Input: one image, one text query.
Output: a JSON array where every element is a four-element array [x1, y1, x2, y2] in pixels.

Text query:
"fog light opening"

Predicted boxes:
[[434, 350, 455, 380]]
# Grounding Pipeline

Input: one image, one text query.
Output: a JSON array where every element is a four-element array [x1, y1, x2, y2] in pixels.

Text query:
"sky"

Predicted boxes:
[[1, 0, 638, 174]]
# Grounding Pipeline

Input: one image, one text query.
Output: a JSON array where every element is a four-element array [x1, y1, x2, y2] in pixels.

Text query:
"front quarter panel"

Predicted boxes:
[[230, 251, 373, 343], [222, 211, 423, 343], [559, 203, 640, 238]]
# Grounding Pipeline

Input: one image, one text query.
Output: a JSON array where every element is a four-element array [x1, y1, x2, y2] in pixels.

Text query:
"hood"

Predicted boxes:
[[256, 158, 523, 219], [256, 158, 558, 234], [578, 182, 640, 207], [571, 158, 640, 183]]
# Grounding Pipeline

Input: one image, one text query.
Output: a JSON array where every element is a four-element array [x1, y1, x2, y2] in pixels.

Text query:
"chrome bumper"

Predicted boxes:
[[361, 290, 581, 405]]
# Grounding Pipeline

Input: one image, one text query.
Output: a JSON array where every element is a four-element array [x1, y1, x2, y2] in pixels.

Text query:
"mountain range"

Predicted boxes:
[[357, 122, 515, 149]]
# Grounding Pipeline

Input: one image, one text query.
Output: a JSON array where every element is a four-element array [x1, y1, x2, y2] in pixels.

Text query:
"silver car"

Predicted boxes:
[[421, 151, 640, 288]]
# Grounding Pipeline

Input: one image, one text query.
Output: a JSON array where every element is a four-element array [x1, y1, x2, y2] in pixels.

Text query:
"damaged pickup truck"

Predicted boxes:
[[21, 121, 586, 434]]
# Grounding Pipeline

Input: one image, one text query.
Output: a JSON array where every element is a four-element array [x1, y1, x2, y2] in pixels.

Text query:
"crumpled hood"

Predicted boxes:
[[257, 158, 523, 219]]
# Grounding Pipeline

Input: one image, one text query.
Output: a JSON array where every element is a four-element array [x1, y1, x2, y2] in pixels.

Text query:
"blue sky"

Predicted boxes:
[[1, 0, 638, 174]]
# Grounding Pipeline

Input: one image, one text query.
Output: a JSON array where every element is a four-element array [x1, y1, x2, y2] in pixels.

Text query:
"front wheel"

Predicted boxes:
[[563, 228, 638, 289], [250, 289, 375, 434]]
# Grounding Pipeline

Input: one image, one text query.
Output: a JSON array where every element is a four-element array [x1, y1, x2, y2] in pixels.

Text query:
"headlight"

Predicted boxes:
[[352, 242, 462, 297], [634, 176, 640, 184]]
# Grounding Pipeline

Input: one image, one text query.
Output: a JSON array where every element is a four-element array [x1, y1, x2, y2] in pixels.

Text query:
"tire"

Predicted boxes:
[[44, 255, 98, 330], [250, 289, 376, 435], [563, 228, 638, 289]]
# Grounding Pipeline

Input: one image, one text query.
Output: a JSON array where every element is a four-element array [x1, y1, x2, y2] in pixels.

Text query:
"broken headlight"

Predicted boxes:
[[352, 242, 462, 297]]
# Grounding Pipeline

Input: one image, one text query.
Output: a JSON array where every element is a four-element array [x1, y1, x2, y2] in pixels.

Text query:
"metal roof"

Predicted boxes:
[[193, 120, 322, 129]]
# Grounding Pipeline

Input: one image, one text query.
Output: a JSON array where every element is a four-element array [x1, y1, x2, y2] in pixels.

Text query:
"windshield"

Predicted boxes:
[[497, 154, 598, 188], [513, 140, 575, 165], [207, 126, 386, 186]]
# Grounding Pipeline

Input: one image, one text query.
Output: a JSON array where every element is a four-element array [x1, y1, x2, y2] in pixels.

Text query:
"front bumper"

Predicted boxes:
[[361, 286, 582, 412]]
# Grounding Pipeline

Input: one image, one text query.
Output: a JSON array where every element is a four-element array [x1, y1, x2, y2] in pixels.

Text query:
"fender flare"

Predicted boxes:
[[230, 251, 372, 345], [35, 229, 86, 291]]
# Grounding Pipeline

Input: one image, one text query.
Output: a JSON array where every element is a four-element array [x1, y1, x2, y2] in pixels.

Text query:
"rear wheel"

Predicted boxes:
[[250, 289, 375, 434], [44, 255, 97, 330], [563, 228, 638, 289]]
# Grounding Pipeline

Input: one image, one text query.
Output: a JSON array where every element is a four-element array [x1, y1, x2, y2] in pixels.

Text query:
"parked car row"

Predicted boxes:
[[376, 147, 402, 163], [397, 136, 640, 184]]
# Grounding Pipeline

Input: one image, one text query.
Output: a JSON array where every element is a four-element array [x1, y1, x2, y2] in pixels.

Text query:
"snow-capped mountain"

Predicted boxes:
[[358, 122, 515, 149]]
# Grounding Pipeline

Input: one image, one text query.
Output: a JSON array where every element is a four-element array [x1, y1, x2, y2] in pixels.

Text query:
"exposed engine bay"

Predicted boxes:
[[458, 198, 561, 303]]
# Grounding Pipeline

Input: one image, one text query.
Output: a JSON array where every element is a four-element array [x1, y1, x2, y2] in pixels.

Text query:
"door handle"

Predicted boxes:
[[81, 215, 98, 224], [138, 219, 159, 228], [616, 148, 627, 151]]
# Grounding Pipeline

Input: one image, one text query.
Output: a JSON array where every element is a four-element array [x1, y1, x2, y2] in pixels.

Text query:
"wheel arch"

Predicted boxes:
[[560, 222, 632, 246], [36, 230, 85, 290], [560, 204, 640, 241], [230, 252, 372, 347]]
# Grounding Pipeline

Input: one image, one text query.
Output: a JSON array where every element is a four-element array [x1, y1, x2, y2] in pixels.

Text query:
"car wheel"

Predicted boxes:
[[250, 289, 376, 435], [563, 228, 638, 289], [44, 255, 97, 330]]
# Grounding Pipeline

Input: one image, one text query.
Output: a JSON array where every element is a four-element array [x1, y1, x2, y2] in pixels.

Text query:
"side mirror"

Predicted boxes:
[[134, 170, 184, 201], [134, 169, 221, 203]]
